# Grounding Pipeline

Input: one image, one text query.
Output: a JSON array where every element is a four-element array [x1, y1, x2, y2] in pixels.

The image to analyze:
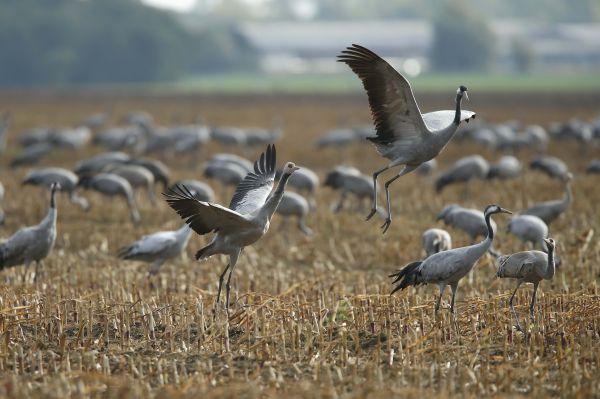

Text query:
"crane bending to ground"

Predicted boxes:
[[338, 44, 476, 232], [164, 144, 299, 317]]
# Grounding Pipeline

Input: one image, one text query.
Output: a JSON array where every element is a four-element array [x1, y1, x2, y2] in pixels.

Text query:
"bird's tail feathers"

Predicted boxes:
[[117, 245, 134, 259], [195, 242, 215, 261], [389, 261, 423, 295]]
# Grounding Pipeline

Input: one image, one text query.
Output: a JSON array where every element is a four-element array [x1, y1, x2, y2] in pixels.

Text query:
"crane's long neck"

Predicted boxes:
[[561, 181, 572, 208], [261, 172, 292, 220], [453, 93, 463, 125], [544, 245, 556, 280], [466, 211, 495, 259], [42, 187, 58, 228]]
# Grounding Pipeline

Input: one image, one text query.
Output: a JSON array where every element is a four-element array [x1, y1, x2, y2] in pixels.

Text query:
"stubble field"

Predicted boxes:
[[0, 90, 598, 398]]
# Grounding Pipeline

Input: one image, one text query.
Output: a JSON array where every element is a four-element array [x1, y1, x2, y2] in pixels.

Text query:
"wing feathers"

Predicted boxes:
[[229, 144, 276, 214]]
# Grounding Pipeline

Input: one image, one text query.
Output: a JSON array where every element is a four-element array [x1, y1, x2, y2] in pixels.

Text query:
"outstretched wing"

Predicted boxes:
[[337, 44, 429, 146], [422, 110, 476, 132], [164, 184, 254, 235], [229, 144, 276, 215]]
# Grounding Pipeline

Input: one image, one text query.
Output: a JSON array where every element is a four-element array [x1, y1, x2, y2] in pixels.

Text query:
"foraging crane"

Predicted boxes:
[[169, 180, 215, 203], [530, 156, 570, 181], [204, 161, 247, 187], [324, 166, 380, 215], [78, 173, 141, 223], [94, 126, 144, 151], [435, 155, 489, 193], [422, 228, 452, 258], [209, 153, 253, 172], [391, 204, 511, 314], [102, 163, 157, 205], [437, 204, 497, 241], [276, 191, 313, 237], [51, 126, 92, 150], [276, 166, 319, 210], [0, 182, 60, 278], [127, 158, 171, 190], [10, 143, 54, 168], [118, 225, 192, 275], [496, 238, 556, 331], [507, 215, 548, 250], [164, 145, 299, 316], [73, 152, 131, 176], [211, 126, 247, 147], [521, 174, 572, 225], [22, 167, 89, 210], [587, 160, 600, 174], [338, 44, 475, 232], [487, 156, 522, 180]]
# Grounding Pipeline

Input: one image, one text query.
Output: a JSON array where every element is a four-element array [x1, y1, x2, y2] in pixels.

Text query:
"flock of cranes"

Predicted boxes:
[[0, 44, 597, 333]]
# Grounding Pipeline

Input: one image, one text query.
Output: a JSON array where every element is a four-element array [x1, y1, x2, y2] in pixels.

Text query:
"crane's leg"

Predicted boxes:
[[509, 281, 523, 332], [298, 215, 313, 237], [33, 261, 41, 283], [148, 260, 164, 276], [366, 165, 391, 221], [224, 250, 241, 317], [449, 282, 458, 314], [380, 165, 417, 233], [333, 191, 347, 213], [213, 262, 231, 320], [435, 284, 447, 314], [529, 281, 539, 321], [147, 183, 157, 206]]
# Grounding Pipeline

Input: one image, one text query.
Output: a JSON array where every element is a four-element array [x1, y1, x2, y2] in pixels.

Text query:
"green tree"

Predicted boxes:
[[430, 0, 496, 72]]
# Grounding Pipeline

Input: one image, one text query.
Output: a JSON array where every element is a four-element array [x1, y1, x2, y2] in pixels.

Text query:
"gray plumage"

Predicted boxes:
[[0, 182, 60, 272], [391, 204, 511, 314], [10, 143, 54, 168], [521, 174, 572, 225], [316, 128, 364, 148], [22, 167, 89, 210], [507, 215, 548, 250], [50, 126, 92, 150], [169, 180, 215, 203], [164, 144, 299, 316], [102, 163, 156, 205], [127, 158, 171, 190], [80, 112, 108, 129], [530, 156, 570, 180], [276, 166, 319, 210], [437, 204, 497, 241], [276, 191, 313, 236], [74, 152, 131, 177], [422, 228, 452, 258], [209, 153, 253, 172], [487, 155, 522, 180], [78, 173, 140, 223], [415, 159, 437, 175], [118, 224, 192, 275], [211, 127, 247, 146], [435, 155, 489, 192], [338, 44, 475, 232], [94, 126, 143, 151], [496, 238, 556, 331], [0, 111, 10, 154], [204, 161, 248, 187], [19, 127, 52, 147], [324, 166, 378, 215], [587, 160, 600, 174]]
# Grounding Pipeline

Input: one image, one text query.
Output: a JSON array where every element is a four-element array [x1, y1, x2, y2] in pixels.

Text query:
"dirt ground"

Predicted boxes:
[[0, 90, 598, 398]]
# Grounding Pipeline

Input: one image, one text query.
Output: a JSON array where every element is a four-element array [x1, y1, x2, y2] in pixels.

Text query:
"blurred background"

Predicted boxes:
[[1, 0, 599, 92]]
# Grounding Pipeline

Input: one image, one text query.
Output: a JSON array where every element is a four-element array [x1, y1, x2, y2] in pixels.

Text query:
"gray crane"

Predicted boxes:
[[415, 159, 437, 175], [164, 145, 299, 316], [0, 182, 60, 280], [209, 153, 253, 172], [422, 228, 452, 258], [437, 204, 497, 241], [435, 155, 489, 193], [10, 143, 54, 168], [22, 167, 89, 210], [127, 158, 171, 190], [507, 215, 548, 250], [78, 173, 141, 223], [338, 44, 475, 232], [50, 126, 92, 150], [118, 224, 192, 275], [391, 204, 511, 314], [102, 163, 156, 205], [587, 160, 600, 174], [74, 152, 131, 176], [496, 238, 556, 331], [211, 127, 247, 147], [0, 111, 10, 154], [521, 174, 572, 225], [530, 156, 570, 181], [324, 166, 380, 215], [204, 161, 248, 187], [276, 166, 319, 210], [276, 191, 313, 237], [487, 155, 522, 180], [169, 180, 215, 203]]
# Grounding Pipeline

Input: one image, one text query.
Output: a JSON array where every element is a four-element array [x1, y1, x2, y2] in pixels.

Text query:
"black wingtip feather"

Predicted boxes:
[[389, 261, 422, 295]]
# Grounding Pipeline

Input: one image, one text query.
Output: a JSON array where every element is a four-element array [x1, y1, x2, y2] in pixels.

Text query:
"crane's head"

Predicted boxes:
[[543, 237, 556, 252], [456, 85, 469, 101], [484, 204, 512, 216], [282, 162, 300, 176]]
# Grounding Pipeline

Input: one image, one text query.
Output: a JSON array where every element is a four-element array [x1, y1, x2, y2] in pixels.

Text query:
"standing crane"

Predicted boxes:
[[521, 174, 572, 225], [390, 204, 511, 315], [496, 238, 556, 331], [164, 145, 299, 317], [338, 44, 475, 232]]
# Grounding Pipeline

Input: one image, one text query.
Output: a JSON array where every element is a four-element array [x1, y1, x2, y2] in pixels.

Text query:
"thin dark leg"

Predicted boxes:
[[366, 165, 390, 221], [224, 251, 240, 317], [333, 191, 347, 213], [380, 165, 415, 233], [213, 263, 230, 319], [529, 282, 539, 320], [449, 282, 458, 314], [435, 284, 447, 314], [509, 281, 523, 332]]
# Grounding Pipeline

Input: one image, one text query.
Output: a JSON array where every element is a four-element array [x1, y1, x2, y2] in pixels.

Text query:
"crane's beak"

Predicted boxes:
[[499, 207, 512, 214], [463, 91, 469, 102], [293, 166, 301, 172], [543, 238, 552, 245]]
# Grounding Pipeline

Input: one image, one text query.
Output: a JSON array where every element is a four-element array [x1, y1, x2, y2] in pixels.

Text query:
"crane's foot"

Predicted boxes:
[[366, 208, 378, 221], [380, 218, 392, 234]]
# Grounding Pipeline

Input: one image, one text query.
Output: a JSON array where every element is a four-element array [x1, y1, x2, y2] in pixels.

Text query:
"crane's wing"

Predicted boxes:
[[0, 227, 34, 267], [229, 144, 276, 215], [422, 110, 476, 132], [497, 252, 536, 278], [337, 44, 429, 145], [119, 232, 176, 258], [164, 184, 254, 235]]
